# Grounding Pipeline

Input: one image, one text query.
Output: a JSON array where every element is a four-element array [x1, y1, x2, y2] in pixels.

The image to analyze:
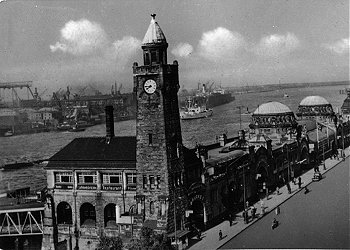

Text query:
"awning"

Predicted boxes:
[[168, 229, 191, 239]]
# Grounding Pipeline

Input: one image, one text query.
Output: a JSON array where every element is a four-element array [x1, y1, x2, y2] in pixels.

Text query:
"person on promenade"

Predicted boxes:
[[251, 205, 256, 219], [298, 176, 302, 189], [260, 199, 265, 216], [228, 213, 233, 226], [286, 182, 291, 194], [275, 206, 280, 215], [291, 170, 296, 185], [271, 218, 279, 230], [276, 186, 280, 195], [219, 230, 223, 240]]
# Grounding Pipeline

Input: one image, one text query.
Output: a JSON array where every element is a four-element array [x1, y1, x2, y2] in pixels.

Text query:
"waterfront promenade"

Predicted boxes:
[[188, 147, 350, 250]]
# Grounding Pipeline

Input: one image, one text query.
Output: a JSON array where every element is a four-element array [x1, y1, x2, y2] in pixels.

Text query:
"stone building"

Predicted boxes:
[[42, 15, 188, 250]]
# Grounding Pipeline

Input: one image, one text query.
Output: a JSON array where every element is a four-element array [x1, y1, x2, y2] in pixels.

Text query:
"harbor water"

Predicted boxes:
[[0, 85, 347, 194]]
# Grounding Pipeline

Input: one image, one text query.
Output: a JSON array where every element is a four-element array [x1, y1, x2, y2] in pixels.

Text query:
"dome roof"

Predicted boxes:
[[142, 14, 167, 45], [299, 96, 330, 106], [253, 102, 292, 115]]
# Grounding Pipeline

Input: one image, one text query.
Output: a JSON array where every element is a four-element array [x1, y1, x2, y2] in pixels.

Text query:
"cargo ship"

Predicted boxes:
[[179, 83, 235, 109]]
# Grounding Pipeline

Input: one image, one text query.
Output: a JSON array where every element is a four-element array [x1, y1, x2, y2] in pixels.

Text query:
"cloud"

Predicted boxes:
[[322, 38, 349, 54], [106, 36, 141, 62], [50, 19, 108, 55], [171, 43, 193, 57], [254, 32, 300, 57], [198, 27, 244, 61]]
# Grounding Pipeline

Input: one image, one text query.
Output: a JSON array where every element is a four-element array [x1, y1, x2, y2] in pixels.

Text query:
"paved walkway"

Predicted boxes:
[[188, 148, 349, 250]]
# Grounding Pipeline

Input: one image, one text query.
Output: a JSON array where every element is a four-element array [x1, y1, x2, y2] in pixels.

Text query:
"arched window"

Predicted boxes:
[[57, 202, 72, 224], [80, 203, 96, 226], [150, 201, 155, 214], [104, 203, 116, 227]]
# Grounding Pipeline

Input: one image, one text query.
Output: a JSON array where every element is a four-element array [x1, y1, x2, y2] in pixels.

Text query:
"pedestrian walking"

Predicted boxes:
[[298, 176, 302, 189], [275, 206, 280, 215], [228, 213, 233, 226], [197, 229, 201, 239], [251, 205, 256, 219], [291, 170, 295, 184], [286, 182, 291, 194], [260, 199, 265, 215], [219, 230, 223, 240], [276, 186, 280, 195], [271, 218, 278, 230]]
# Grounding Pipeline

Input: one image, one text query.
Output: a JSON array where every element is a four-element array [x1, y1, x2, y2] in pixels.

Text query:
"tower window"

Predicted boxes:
[[151, 51, 157, 64], [149, 133, 153, 145], [143, 175, 147, 189], [156, 175, 161, 189], [144, 52, 150, 65], [150, 201, 155, 214], [149, 175, 155, 189]]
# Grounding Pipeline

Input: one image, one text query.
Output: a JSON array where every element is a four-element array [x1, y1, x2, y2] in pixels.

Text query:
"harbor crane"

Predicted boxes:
[[0, 81, 34, 107]]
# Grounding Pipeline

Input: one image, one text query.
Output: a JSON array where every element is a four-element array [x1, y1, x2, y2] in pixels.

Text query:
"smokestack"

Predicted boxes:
[[105, 105, 114, 140]]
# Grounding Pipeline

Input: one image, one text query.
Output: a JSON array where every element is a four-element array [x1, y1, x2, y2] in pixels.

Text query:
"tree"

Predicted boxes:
[[128, 226, 175, 250], [97, 235, 123, 250]]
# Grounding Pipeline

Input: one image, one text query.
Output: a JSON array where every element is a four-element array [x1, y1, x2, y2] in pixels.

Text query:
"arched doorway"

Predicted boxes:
[[57, 202, 72, 224], [300, 145, 309, 169], [104, 203, 116, 227], [191, 199, 205, 231], [80, 203, 96, 226], [256, 161, 268, 194]]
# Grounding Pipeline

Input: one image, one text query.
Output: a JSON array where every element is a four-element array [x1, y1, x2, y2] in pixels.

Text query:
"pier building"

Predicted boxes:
[[42, 15, 188, 249], [39, 16, 350, 250]]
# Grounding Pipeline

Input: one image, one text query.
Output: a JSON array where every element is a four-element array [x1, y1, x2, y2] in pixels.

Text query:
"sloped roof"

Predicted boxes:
[[253, 102, 292, 115], [142, 15, 167, 45], [300, 96, 330, 106], [249, 134, 272, 143], [49, 137, 136, 162]]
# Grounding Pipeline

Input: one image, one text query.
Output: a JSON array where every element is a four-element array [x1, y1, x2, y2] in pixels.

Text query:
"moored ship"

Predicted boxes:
[[180, 98, 213, 120], [179, 83, 235, 109]]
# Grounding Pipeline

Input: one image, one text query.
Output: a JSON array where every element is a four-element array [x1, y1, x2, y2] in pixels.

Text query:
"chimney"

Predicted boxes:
[[238, 130, 245, 141], [105, 105, 114, 140], [219, 134, 227, 146]]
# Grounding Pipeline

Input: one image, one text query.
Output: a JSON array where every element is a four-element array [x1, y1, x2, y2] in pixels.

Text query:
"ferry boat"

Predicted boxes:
[[180, 98, 213, 120]]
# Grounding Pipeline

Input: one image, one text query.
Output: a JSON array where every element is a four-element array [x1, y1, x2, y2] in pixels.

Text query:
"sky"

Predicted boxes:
[[0, 0, 349, 96]]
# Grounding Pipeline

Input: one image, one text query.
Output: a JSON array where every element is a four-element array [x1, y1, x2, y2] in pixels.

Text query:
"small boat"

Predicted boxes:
[[57, 122, 71, 131], [4, 130, 13, 137], [180, 98, 213, 120], [68, 125, 85, 132], [283, 93, 289, 98]]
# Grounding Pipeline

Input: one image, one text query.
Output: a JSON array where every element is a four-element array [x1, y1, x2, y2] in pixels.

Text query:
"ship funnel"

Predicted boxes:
[[105, 105, 114, 141]]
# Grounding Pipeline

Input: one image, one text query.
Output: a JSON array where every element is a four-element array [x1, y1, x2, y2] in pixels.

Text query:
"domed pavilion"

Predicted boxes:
[[249, 101, 297, 137], [296, 96, 334, 121]]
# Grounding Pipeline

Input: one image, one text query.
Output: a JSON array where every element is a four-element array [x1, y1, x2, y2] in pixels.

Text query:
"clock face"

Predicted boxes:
[[144, 79, 157, 94]]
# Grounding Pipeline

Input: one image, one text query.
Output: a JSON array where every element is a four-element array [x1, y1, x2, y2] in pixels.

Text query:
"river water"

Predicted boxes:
[[0, 85, 347, 193]]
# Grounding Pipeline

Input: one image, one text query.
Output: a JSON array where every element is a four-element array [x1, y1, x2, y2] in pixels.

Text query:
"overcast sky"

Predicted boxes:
[[0, 0, 348, 95]]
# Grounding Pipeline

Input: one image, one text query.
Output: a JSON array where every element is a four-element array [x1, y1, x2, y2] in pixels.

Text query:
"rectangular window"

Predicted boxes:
[[77, 172, 97, 184], [156, 175, 161, 189], [126, 173, 137, 191], [149, 133, 152, 145], [55, 172, 73, 183], [127, 173, 137, 184], [143, 175, 147, 189], [102, 173, 122, 184], [149, 175, 155, 189]]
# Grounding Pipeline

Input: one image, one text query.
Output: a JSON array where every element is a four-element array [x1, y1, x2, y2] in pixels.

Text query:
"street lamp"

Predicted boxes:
[[129, 204, 136, 237], [237, 106, 244, 130]]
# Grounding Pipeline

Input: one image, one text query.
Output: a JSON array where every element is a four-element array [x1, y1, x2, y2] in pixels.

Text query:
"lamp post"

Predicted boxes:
[[237, 106, 244, 130], [129, 204, 136, 237]]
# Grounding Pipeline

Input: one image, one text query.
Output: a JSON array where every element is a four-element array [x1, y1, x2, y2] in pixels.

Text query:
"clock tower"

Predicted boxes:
[[133, 14, 187, 235]]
